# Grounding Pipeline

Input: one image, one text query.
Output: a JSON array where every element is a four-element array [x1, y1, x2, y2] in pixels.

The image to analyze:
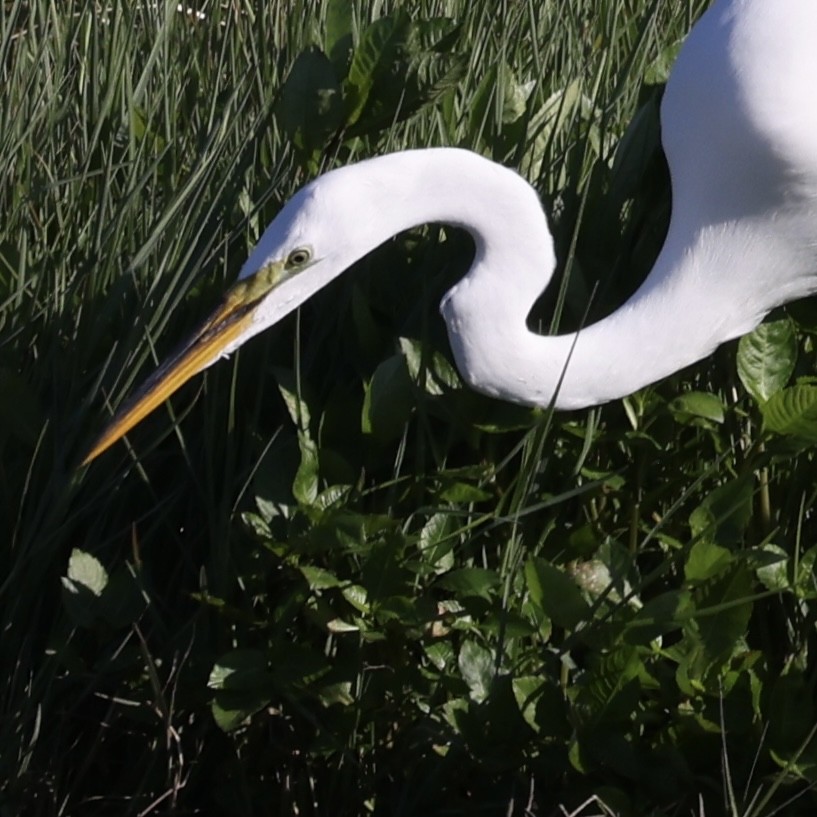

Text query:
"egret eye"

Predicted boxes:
[[285, 247, 312, 269]]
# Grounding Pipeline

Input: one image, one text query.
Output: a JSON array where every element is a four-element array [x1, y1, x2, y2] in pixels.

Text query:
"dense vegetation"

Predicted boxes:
[[3, 0, 817, 814]]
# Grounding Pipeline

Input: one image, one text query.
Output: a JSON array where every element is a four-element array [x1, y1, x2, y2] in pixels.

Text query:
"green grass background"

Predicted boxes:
[[3, 0, 817, 815]]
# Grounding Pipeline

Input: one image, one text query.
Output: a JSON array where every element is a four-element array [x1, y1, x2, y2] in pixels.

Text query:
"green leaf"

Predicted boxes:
[[418, 512, 456, 573], [293, 429, 320, 506], [341, 584, 369, 613], [688, 476, 753, 546], [300, 565, 342, 590], [579, 647, 643, 718], [755, 544, 790, 592], [209, 649, 274, 732], [685, 540, 733, 584], [345, 13, 410, 126], [794, 546, 817, 599], [65, 549, 109, 596], [525, 558, 590, 630], [737, 319, 797, 402], [466, 63, 498, 145], [436, 568, 499, 601], [275, 368, 312, 429], [276, 47, 343, 155], [761, 384, 817, 441], [624, 590, 691, 645], [458, 639, 493, 702], [512, 676, 543, 732], [361, 353, 414, 441], [694, 563, 754, 665], [324, 0, 354, 74], [343, 13, 463, 136], [61, 550, 110, 628], [399, 336, 461, 395], [438, 481, 491, 503], [668, 391, 725, 424]]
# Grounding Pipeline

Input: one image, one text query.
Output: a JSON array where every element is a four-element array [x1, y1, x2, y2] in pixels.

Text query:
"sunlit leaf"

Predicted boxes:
[[737, 319, 797, 403], [458, 639, 493, 702], [762, 384, 817, 441], [64, 549, 109, 597]]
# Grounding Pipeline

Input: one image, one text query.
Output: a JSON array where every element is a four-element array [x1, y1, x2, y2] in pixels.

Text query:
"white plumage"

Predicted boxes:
[[85, 0, 817, 462]]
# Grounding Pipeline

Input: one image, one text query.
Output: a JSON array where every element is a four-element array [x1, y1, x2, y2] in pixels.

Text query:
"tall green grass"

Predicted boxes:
[[3, 0, 817, 815]]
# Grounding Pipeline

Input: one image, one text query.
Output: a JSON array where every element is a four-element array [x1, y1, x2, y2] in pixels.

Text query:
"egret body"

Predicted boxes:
[[84, 0, 817, 463]]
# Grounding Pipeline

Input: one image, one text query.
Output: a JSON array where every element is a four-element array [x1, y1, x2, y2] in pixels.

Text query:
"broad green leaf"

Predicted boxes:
[[761, 384, 817, 441], [341, 584, 369, 613], [345, 13, 410, 126], [438, 481, 491, 503], [755, 544, 790, 592], [466, 63, 499, 145], [276, 47, 343, 155], [211, 697, 267, 733], [400, 336, 461, 394], [209, 650, 274, 732], [688, 476, 753, 546], [525, 558, 590, 630], [624, 590, 691, 645], [317, 681, 354, 706], [694, 563, 754, 665], [644, 39, 684, 84], [512, 676, 543, 732], [406, 17, 460, 52], [458, 639, 493, 702], [324, 0, 354, 74], [61, 550, 110, 628], [326, 618, 359, 633], [418, 512, 456, 573], [344, 14, 463, 135], [275, 368, 312, 429], [425, 641, 454, 671], [208, 649, 272, 691], [684, 540, 733, 583], [737, 319, 797, 402], [668, 391, 725, 423], [271, 370, 319, 505], [300, 565, 342, 590], [579, 646, 643, 716], [65, 549, 108, 596], [361, 353, 414, 441], [293, 429, 320, 506], [241, 511, 273, 540], [436, 567, 499, 600], [795, 546, 817, 599]]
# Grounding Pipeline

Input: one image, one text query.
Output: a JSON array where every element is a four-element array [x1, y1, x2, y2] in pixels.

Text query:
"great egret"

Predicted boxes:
[[83, 0, 817, 464]]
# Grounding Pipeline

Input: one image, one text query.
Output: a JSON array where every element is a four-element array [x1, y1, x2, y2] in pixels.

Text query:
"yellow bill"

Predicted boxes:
[[83, 261, 289, 465]]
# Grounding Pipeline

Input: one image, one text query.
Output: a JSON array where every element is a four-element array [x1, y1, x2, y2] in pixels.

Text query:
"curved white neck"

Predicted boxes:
[[237, 0, 817, 411], [318, 148, 814, 409]]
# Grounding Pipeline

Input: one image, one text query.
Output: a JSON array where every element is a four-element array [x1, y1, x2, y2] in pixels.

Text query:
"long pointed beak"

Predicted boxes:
[[83, 265, 284, 465]]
